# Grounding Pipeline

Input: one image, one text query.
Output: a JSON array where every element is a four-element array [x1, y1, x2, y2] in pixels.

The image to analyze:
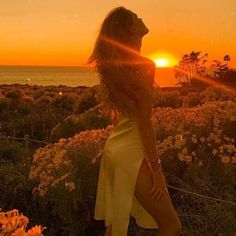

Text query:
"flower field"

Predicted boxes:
[[0, 84, 235, 235]]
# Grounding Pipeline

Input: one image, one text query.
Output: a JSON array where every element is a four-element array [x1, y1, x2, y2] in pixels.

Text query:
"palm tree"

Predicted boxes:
[[223, 55, 231, 68]]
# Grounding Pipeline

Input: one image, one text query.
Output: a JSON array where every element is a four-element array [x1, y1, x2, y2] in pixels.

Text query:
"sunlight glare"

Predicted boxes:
[[155, 58, 169, 67], [148, 52, 178, 68]]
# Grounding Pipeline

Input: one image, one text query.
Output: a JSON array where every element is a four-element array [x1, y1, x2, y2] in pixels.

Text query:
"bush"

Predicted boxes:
[[153, 89, 183, 108], [0, 141, 25, 164], [49, 107, 109, 142], [50, 94, 76, 114], [182, 92, 202, 107], [200, 85, 236, 103], [5, 89, 23, 100]]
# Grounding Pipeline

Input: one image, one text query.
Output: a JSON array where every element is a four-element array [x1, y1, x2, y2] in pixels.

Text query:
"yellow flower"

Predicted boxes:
[[182, 147, 188, 154], [200, 137, 205, 143], [11, 228, 26, 236], [231, 156, 236, 164], [221, 156, 230, 164], [212, 149, 218, 156], [191, 137, 197, 143], [198, 160, 203, 167], [224, 136, 230, 141], [177, 153, 185, 162], [185, 155, 193, 163], [174, 139, 183, 148], [26, 225, 47, 236], [219, 145, 224, 153], [65, 182, 76, 191]]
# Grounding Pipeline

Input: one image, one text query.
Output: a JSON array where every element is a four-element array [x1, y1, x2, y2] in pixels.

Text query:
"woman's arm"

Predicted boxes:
[[110, 109, 119, 126], [136, 88, 158, 160], [135, 59, 160, 169]]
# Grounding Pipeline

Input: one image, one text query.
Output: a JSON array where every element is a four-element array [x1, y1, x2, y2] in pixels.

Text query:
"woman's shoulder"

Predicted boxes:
[[139, 57, 156, 70], [137, 57, 156, 86]]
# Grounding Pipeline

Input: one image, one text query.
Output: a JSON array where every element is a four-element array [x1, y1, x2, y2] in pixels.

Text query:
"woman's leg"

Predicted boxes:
[[134, 159, 182, 236], [104, 224, 112, 236]]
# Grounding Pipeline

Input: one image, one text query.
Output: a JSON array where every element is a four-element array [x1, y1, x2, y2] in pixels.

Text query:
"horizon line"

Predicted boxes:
[[0, 64, 235, 70], [0, 64, 175, 69]]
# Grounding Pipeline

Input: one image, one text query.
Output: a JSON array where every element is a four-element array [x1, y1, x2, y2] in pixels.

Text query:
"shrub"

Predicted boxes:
[[153, 89, 183, 108], [5, 89, 23, 100]]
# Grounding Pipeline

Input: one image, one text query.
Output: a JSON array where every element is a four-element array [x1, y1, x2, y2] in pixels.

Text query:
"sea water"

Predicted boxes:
[[0, 65, 178, 87]]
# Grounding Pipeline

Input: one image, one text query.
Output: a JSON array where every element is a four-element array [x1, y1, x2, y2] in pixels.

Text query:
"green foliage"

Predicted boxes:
[[0, 84, 235, 235], [0, 98, 10, 119], [182, 92, 202, 107], [200, 86, 236, 103], [50, 94, 76, 114], [0, 141, 25, 164], [49, 107, 109, 142], [31, 89, 45, 99], [153, 89, 183, 108], [77, 90, 98, 113], [5, 88, 23, 100]]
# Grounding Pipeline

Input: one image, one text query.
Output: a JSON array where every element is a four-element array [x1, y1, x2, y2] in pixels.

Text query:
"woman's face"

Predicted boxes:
[[128, 11, 149, 37]]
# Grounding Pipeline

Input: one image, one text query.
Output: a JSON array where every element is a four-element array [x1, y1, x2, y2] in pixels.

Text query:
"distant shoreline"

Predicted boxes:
[[1, 64, 236, 70], [0, 83, 198, 92]]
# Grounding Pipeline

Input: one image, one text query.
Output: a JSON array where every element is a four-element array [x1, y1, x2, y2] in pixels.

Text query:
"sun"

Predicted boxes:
[[154, 58, 169, 67], [148, 52, 178, 68]]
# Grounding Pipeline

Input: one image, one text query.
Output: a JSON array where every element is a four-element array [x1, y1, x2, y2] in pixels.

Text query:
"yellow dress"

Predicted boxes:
[[94, 112, 159, 236]]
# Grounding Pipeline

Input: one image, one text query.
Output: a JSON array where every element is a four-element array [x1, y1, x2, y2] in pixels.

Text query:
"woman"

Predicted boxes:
[[87, 6, 182, 236]]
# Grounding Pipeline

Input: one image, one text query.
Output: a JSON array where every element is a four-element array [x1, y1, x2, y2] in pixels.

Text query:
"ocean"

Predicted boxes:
[[0, 65, 178, 88]]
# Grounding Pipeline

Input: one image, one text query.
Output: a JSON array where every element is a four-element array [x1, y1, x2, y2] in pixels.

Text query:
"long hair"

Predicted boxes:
[[86, 6, 154, 118]]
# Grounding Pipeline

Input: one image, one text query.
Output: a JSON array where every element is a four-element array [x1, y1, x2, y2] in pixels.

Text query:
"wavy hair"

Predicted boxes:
[[86, 6, 155, 119]]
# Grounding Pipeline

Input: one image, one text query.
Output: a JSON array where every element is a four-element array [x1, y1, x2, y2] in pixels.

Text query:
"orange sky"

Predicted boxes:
[[0, 0, 235, 68]]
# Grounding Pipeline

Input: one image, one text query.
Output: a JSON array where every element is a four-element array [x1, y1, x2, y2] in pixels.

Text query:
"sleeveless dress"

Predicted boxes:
[[94, 112, 159, 236]]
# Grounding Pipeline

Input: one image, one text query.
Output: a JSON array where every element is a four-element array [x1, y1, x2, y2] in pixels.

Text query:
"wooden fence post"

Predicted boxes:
[[24, 134, 30, 172]]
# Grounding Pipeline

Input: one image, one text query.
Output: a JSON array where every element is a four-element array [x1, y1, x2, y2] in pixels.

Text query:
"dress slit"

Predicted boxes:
[[94, 114, 159, 236]]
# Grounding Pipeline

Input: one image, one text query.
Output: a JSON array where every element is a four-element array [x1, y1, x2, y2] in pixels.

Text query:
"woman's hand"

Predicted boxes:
[[149, 166, 166, 201], [111, 109, 119, 126]]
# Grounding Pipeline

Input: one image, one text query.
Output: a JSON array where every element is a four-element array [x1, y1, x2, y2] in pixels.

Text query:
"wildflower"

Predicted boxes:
[[182, 147, 188, 154], [231, 156, 236, 164], [185, 155, 193, 163], [224, 136, 230, 142], [191, 151, 196, 156], [212, 149, 218, 156], [198, 160, 203, 167], [191, 137, 197, 143], [200, 137, 205, 143], [177, 153, 185, 162], [26, 225, 46, 236], [221, 156, 230, 164], [11, 228, 26, 236], [65, 182, 76, 191], [0, 209, 45, 236], [174, 139, 183, 148]]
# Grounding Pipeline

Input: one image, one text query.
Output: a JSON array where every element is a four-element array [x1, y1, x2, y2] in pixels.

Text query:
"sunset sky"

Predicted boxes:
[[0, 0, 235, 68]]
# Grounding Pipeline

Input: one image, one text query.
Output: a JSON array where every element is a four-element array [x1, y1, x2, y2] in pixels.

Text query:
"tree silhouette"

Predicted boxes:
[[223, 54, 231, 68], [210, 59, 228, 80], [174, 51, 208, 87]]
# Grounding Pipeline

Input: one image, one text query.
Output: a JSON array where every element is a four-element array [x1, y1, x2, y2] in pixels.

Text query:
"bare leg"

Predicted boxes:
[[134, 159, 182, 235], [104, 224, 112, 236]]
